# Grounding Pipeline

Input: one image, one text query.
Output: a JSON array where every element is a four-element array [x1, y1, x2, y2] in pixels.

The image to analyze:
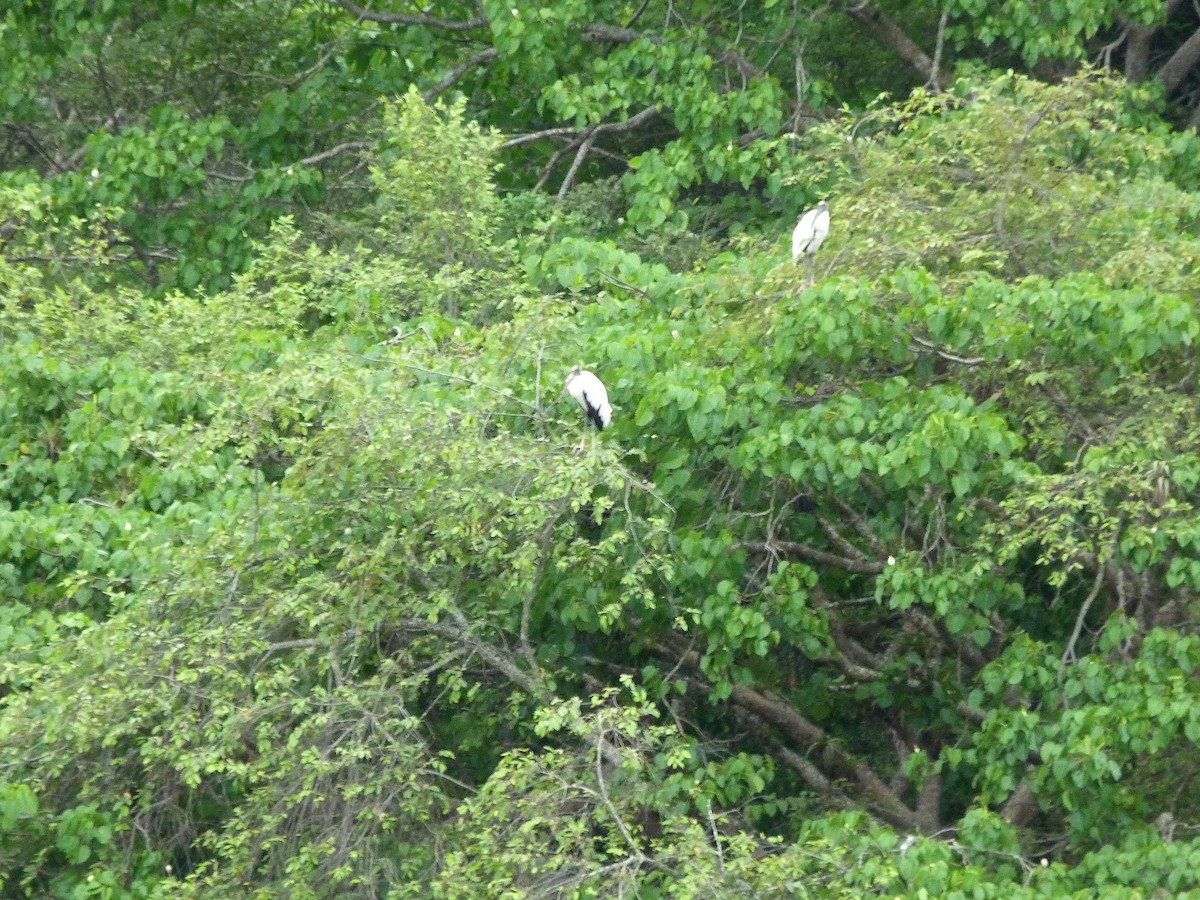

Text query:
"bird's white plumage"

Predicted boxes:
[[792, 200, 830, 262], [565, 365, 612, 430]]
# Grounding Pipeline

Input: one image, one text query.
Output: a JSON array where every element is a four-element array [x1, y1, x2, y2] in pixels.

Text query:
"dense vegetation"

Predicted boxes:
[[5, 2, 1200, 897]]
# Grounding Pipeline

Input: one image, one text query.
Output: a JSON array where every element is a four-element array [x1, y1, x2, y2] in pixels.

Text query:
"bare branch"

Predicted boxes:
[[1058, 566, 1106, 674], [729, 683, 919, 829], [398, 616, 552, 704], [423, 47, 501, 100], [596, 104, 661, 133], [513, 105, 660, 196], [557, 133, 598, 199], [916, 769, 942, 834], [848, 2, 947, 91], [657, 634, 920, 831], [283, 30, 354, 89], [300, 141, 373, 167], [815, 513, 873, 562], [927, 8, 950, 89], [502, 126, 581, 149], [830, 495, 889, 558], [535, 139, 584, 192], [582, 23, 656, 44], [623, 0, 652, 29], [581, 22, 759, 82], [742, 539, 885, 575], [907, 332, 985, 366], [595, 732, 648, 860]]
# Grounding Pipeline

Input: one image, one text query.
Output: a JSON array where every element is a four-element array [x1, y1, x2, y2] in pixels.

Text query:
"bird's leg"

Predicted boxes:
[[575, 429, 587, 453]]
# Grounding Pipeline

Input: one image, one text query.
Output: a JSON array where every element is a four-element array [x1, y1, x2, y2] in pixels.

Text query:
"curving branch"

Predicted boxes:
[[398, 615, 553, 704], [658, 634, 923, 831], [299, 140, 373, 167], [742, 538, 886, 575], [206, 141, 372, 184], [907, 332, 985, 365], [423, 47, 500, 99], [503, 104, 661, 196], [558, 104, 660, 196], [743, 712, 858, 808], [502, 126, 581, 150]]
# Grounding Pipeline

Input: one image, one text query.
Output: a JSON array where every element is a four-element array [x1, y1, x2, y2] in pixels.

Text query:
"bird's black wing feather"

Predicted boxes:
[[583, 391, 605, 430]]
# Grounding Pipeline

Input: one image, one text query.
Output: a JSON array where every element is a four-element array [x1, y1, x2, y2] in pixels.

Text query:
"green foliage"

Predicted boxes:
[[5, 64, 1200, 898], [373, 89, 503, 270], [946, 0, 1163, 66]]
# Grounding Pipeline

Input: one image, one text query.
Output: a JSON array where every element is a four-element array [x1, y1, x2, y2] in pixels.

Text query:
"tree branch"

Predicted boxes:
[[1000, 777, 1039, 827], [503, 126, 583, 149], [916, 769, 942, 834], [848, 2, 947, 91], [423, 47, 500, 99], [330, 0, 486, 31], [511, 105, 661, 196], [815, 514, 871, 562], [1158, 24, 1200, 94], [299, 141, 373, 167], [908, 332, 985, 365], [830, 495, 890, 558], [742, 539, 885, 575], [744, 713, 857, 808], [398, 616, 553, 704], [730, 683, 919, 829], [557, 133, 598, 200], [1058, 565, 1106, 676], [657, 634, 920, 831]]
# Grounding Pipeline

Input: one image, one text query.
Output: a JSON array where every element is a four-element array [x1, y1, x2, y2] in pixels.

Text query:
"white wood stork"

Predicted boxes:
[[792, 200, 829, 283], [565, 365, 612, 451]]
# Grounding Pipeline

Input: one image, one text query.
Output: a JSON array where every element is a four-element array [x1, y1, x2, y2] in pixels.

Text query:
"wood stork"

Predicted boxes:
[[792, 200, 829, 283], [565, 365, 612, 451]]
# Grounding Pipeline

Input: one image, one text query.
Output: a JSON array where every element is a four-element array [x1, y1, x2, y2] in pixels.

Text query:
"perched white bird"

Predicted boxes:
[[792, 200, 830, 263], [565, 365, 612, 451]]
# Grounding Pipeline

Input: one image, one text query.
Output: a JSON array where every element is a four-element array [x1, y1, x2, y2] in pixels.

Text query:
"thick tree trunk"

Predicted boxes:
[[1126, 0, 1185, 81], [1158, 25, 1200, 95], [1001, 778, 1039, 827]]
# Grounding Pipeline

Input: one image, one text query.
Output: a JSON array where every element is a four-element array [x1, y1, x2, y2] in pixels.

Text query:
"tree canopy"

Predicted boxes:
[[4, 3, 1200, 898], [7, 0, 1200, 293]]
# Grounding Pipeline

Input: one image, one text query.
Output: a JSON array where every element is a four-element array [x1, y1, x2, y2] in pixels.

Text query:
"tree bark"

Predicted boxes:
[[1125, 0, 1185, 82], [655, 633, 921, 831], [1000, 778, 1039, 827], [1158, 25, 1200, 95], [848, 3, 947, 91]]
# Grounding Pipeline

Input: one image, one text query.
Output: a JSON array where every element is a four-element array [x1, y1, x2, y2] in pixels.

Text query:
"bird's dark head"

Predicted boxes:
[[565, 364, 582, 387], [817, 200, 828, 210]]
